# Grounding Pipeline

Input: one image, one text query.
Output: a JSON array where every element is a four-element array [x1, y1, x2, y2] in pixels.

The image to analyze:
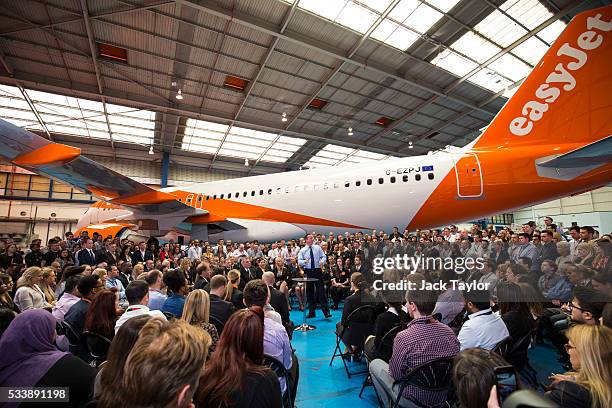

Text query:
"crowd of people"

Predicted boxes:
[[0, 217, 609, 407]]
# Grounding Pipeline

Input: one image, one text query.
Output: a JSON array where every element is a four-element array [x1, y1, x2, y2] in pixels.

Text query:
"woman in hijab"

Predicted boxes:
[[0, 309, 96, 407]]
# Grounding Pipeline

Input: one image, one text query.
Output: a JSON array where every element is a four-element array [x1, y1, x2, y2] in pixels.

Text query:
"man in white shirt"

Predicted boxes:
[[187, 241, 202, 262], [115, 280, 166, 333], [458, 289, 509, 350], [267, 242, 281, 262], [145, 269, 167, 311], [105, 265, 126, 301], [232, 243, 248, 258]]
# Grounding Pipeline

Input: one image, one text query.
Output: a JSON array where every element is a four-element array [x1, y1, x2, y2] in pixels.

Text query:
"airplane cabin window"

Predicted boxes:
[[378, 178, 383, 184], [259, 190, 264, 195], [178, 198, 182, 202], [345, 182, 350, 188], [228, 193, 232, 199], [243, 192, 247, 197], [220, 194, 224, 199], [206, 196, 209, 201], [251, 191, 255, 196], [356, 181, 361, 186], [415, 174, 421, 181], [268, 189, 272, 195], [213, 195, 217, 200], [428, 173, 434, 180], [367, 179, 372, 185], [403, 175, 408, 182], [390, 176, 396, 183], [197, 196, 202, 202]]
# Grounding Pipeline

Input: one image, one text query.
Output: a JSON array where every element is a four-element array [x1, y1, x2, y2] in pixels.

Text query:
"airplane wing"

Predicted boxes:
[[0, 118, 195, 215]]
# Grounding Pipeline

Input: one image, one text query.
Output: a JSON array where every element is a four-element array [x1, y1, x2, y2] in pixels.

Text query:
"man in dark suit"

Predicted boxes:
[[208, 275, 235, 334], [77, 239, 97, 267], [262, 271, 290, 327], [237, 256, 255, 290], [194, 261, 212, 291], [97, 242, 118, 266], [131, 241, 154, 264]]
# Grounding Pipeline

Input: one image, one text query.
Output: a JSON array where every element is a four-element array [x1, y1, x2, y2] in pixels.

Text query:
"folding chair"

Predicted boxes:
[[82, 331, 112, 367], [329, 304, 377, 378], [209, 314, 225, 335], [390, 357, 454, 408], [264, 354, 294, 408], [492, 335, 513, 358], [359, 324, 404, 399], [60, 319, 81, 348]]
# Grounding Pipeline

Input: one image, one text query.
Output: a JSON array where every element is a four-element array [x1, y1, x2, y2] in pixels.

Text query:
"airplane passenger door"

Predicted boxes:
[[453, 153, 484, 199]]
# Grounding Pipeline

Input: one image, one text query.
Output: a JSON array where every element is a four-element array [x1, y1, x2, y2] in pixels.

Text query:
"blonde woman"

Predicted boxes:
[[14, 267, 53, 311], [575, 243, 596, 267], [547, 325, 612, 408], [181, 289, 219, 355], [92, 267, 108, 285], [132, 263, 145, 280], [178, 257, 192, 284], [224, 269, 244, 310], [39, 267, 57, 305]]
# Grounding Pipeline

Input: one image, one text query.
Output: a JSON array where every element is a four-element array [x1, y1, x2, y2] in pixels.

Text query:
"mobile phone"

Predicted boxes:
[[494, 365, 519, 404]]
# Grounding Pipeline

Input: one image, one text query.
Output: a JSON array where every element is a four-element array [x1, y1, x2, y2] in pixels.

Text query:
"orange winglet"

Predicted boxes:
[[13, 143, 81, 166], [112, 190, 177, 205]]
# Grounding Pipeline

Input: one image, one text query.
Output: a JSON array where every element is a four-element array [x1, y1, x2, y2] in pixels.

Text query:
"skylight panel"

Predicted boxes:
[[225, 134, 269, 148], [424, 0, 460, 13], [538, 20, 566, 44], [468, 68, 513, 93], [218, 147, 261, 160], [182, 119, 226, 153], [354, 150, 387, 160], [487, 53, 531, 82], [431, 49, 479, 77], [511, 36, 549, 65], [336, 2, 379, 34], [502, 0, 550, 30], [372, 20, 419, 50], [325, 144, 355, 154], [474, 10, 527, 48], [305, 144, 392, 168], [0, 107, 37, 122], [299, 0, 348, 21], [388, 0, 421, 22], [450, 32, 501, 63], [403, 2, 442, 33]]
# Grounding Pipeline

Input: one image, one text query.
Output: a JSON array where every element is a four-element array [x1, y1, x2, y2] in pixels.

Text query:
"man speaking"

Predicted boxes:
[[298, 234, 331, 319]]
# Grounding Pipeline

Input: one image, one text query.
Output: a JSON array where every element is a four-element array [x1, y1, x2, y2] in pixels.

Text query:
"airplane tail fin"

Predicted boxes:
[[473, 6, 611, 150]]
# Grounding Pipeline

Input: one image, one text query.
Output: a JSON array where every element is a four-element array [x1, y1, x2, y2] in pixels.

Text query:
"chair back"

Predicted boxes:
[[264, 354, 293, 408], [209, 314, 225, 335], [492, 335, 513, 358], [397, 357, 454, 392], [162, 311, 176, 320], [372, 323, 405, 360], [60, 320, 81, 346], [344, 305, 377, 329], [82, 331, 112, 362]]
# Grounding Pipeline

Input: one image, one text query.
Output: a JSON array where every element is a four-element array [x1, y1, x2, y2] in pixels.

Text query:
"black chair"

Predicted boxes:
[[264, 354, 293, 408], [60, 319, 81, 347], [492, 335, 513, 358], [359, 324, 405, 399], [330, 305, 377, 378], [209, 314, 225, 335], [389, 357, 454, 408], [82, 331, 112, 367], [162, 311, 176, 320]]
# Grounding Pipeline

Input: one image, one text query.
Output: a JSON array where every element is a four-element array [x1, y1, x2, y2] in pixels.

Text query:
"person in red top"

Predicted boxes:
[[370, 273, 460, 407]]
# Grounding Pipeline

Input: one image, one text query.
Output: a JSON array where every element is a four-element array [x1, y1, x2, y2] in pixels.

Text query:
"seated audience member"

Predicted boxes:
[[115, 280, 166, 333], [546, 325, 611, 408], [592, 238, 611, 274], [364, 284, 408, 362], [542, 261, 574, 303], [452, 348, 512, 408], [574, 242, 596, 267], [40, 267, 57, 306], [262, 272, 290, 327], [0, 273, 18, 312], [225, 269, 244, 310], [161, 269, 189, 318], [458, 288, 509, 350], [14, 267, 53, 311], [182, 289, 219, 354], [64, 275, 104, 361], [591, 273, 612, 297], [538, 260, 562, 292], [330, 257, 351, 310], [243, 280, 296, 399], [336, 272, 377, 360], [0, 309, 96, 406], [496, 282, 535, 369], [432, 269, 465, 325], [95, 315, 152, 399], [370, 273, 460, 407], [568, 264, 594, 288], [84, 289, 118, 340], [52, 275, 82, 322], [602, 303, 612, 329], [145, 269, 167, 311], [196, 308, 282, 408], [477, 260, 500, 292], [101, 318, 210, 408], [194, 261, 212, 291], [0, 307, 16, 338], [209, 275, 235, 334], [55, 265, 85, 299], [569, 286, 609, 326], [105, 265, 126, 301]]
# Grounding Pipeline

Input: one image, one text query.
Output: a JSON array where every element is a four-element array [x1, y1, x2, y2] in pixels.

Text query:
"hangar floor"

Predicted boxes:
[[289, 309, 564, 408]]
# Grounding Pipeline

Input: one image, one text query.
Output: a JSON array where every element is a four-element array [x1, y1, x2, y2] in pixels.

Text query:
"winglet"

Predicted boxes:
[[13, 143, 81, 166]]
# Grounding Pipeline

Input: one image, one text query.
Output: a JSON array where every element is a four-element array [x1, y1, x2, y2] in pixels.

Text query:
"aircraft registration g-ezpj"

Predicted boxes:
[[0, 7, 611, 243]]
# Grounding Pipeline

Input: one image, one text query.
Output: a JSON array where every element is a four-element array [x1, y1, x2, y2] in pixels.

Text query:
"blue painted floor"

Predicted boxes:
[[290, 308, 564, 408]]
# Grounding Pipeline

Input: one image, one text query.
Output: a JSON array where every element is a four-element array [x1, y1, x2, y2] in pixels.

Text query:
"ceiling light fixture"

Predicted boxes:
[[281, 112, 287, 122], [347, 127, 353, 136], [244, 158, 249, 166], [148, 145, 154, 155], [175, 89, 184, 100]]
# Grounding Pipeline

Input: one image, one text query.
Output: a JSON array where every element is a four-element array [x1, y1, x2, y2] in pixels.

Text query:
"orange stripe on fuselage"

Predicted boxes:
[[172, 190, 369, 229]]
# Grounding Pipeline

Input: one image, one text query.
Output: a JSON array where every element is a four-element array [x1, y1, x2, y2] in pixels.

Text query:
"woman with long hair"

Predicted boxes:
[[119, 245, 132, 264], [196, 308, 281, 408], [0, 273, 17, 312], [225, 269, 244, 310], [592, 238, 612, 275], [14, 267, 52, 311], [39, 267, 57, 306], [0, 243, 23, 270], [496, 282, 535, 370], [179, 257, 192, 284], [547, 324, 612, 408], [96, 315, 152, 400], [57, 248, 74, 269], [329, 257, 350, 310], [182, 289, 219, 354], [84, 289, 118, 340], [575, 243, 596, 267]]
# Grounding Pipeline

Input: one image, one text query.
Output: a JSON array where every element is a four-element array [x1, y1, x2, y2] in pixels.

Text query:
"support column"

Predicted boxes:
[[161, 151, 170, 188]]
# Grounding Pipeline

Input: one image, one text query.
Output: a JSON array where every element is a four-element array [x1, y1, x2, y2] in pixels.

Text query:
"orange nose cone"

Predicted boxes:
[[13, 143, 81, 166]]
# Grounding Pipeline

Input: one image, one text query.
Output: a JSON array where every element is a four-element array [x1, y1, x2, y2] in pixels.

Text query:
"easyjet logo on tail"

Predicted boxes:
[[509, 13, 612, 136]]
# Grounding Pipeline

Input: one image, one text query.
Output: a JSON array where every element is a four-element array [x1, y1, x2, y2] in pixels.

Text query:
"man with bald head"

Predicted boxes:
[[263, 271, 290, 328]]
